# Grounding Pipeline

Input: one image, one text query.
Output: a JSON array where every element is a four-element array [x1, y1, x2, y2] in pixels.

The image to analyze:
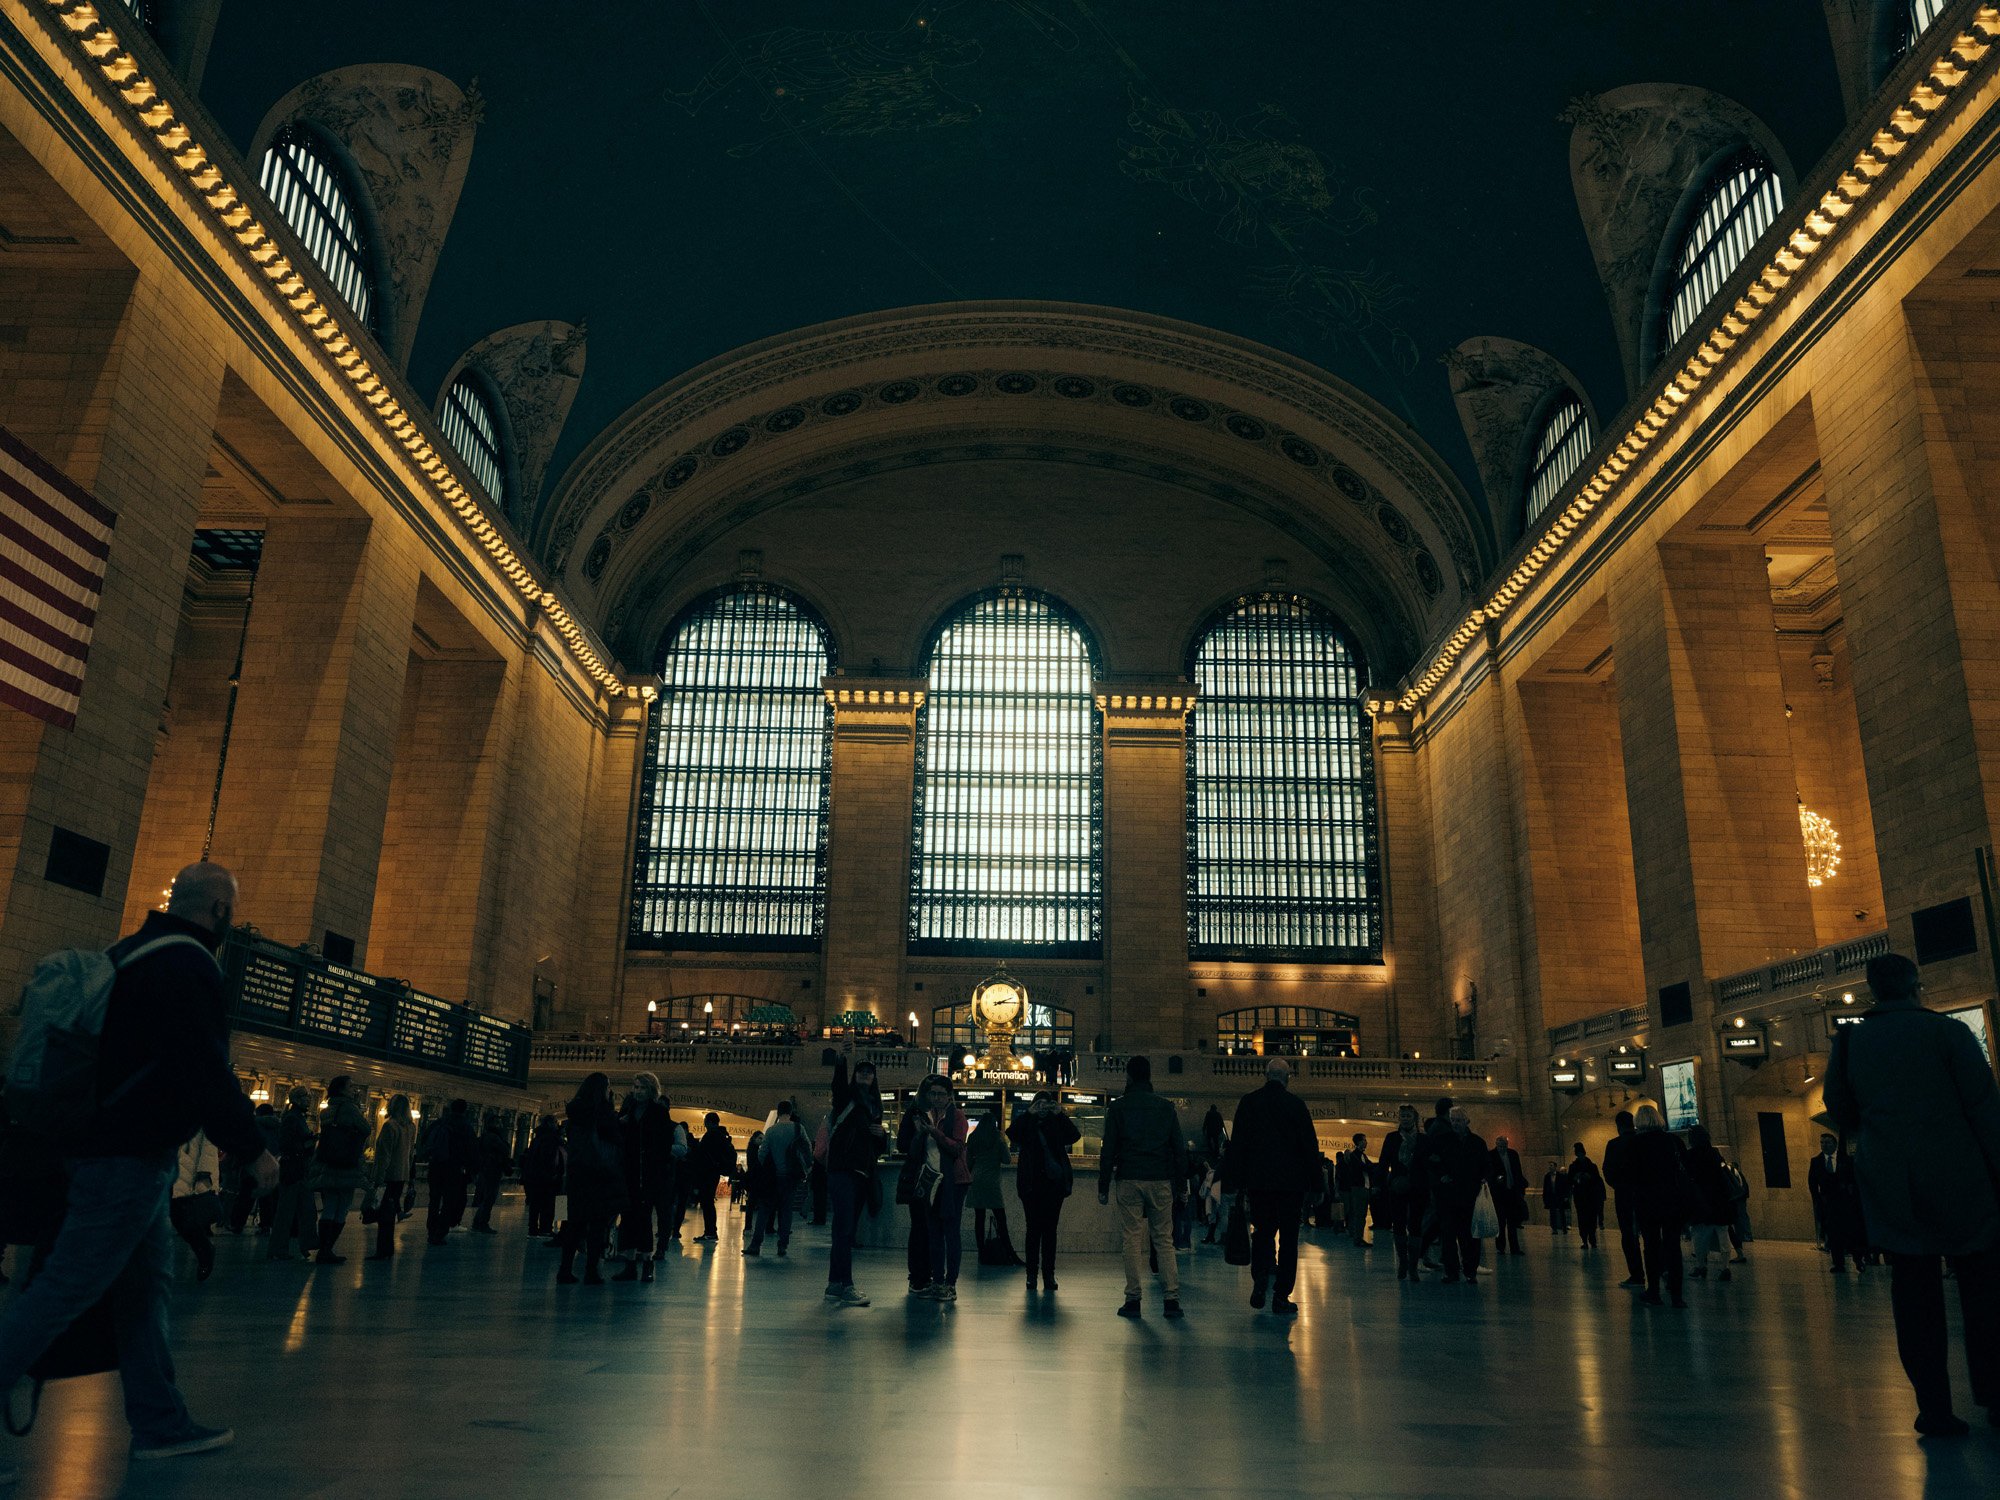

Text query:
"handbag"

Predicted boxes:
[[1223, 1193, 1251, 1266], [913, 1161, 943, 1206], [1469, 1184, 1501, 1239]]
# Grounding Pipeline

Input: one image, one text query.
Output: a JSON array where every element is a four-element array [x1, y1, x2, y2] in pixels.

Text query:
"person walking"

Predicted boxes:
[[1423, 1107, 1489, 1285], [904, 1076, 972, 1303], [1379, 1105, 1428, 1280], [1542, 1159, 1571, 1236], [1201, 1104, 1226, 1169], [265, 1087, 318, 1262], [1808, 1133, 1867, 1273], [1487, 1134, 1528, 1256], [1099, 1055, 1187, 1320], [168, 1132, 219, 1283], [1626, 1104, 1689, 1308], [740, 1130, 765, 1227], [0, 861, 277, 1465], [308, 1076, 370, 1266], [1724, 1154, 1752, 1264], [1223, 1057, 1318, 1316], [424, 1100, 477, 1247], [1008, 1091, 1080, 1292], [823, 1053, 887, 1309], [238, 1103, 280, 1235], [967, 1103, 1022, 1266], [557, 1073, 625, 1286], [365, 1095, 415, 1261], [1601, 1110, 1646, 1288], [518, 1114, 564, 1241], [693, 1113, 733, 1244], [468, 1117, 511, 1235], [1568, 1144, 1605, 1249], [1683, 1124, 1735, 1283], [614, 1075, 675, 1276], [746, 1100, 810, 1258], [1336, 1133, 1373, 1247], [1823, 952, 2000, 1437]]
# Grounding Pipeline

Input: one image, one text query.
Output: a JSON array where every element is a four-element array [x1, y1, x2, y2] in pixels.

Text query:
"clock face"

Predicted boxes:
[[974, 981, 1024, 1027]]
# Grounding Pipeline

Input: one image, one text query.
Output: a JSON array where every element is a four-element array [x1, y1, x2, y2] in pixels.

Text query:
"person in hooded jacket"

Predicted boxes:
[[307, 1076, 370, 1265], [518, 1114, 565, 1241], [468, 1119, 512, 1234], [558, 1073, 626, 1285], [823, 1053, 887, 1308], [1008, 1091, 1080, 1292], [424, 1100, 478, 1247], [265, 1087, 318, 1262], [365, 1095, 415, 1261]]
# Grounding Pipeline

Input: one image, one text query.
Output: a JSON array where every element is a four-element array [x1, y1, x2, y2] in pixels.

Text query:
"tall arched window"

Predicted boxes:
[[629, 586, 834, 950], [1524, 391, 1592, 528], [910, 591, 1101, 955], [257, 125, 377, 330], [1187, 594, 1379, 959], [1663, 147, 1783, 353], [1902, 0, 1951, 53], [439, 373, 507, 508]]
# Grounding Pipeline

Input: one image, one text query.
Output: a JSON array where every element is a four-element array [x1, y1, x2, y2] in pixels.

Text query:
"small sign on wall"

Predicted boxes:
[[1660, 1058, 1699, 1131]]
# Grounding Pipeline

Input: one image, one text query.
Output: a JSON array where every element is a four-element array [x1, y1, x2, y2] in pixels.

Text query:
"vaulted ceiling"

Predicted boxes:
[[196, 0, 1848, 556]]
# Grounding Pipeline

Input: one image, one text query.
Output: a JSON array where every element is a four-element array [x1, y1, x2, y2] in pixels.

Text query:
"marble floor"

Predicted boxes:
[[6, 1204, 2000, 1499]]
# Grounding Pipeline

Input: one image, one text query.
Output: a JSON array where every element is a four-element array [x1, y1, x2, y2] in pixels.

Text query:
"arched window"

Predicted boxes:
[[1524, 391, 1592, 527], [910, 591, 1101, 955], [1187, 594, 1379, 959], [1663, 147, 1784, 353], [629, 586, 834, 950], [1901, 0, 1951, 53], [256, 125, 376, 330], [438, 373, 507, 507]]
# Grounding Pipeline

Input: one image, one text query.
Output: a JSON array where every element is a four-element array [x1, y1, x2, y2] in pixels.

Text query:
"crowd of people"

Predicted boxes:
[[1, 863, 1997, 1481]]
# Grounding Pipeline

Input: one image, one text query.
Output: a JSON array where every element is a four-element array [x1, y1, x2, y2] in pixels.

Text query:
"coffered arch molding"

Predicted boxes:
[[540, 303, 1487, 673]]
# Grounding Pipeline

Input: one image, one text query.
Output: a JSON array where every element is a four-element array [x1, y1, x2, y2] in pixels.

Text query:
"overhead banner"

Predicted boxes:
[[0, 424, 115, 731]]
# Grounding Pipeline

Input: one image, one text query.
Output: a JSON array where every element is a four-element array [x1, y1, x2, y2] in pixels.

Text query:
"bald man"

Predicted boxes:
[[0, 861, 275, 1467]]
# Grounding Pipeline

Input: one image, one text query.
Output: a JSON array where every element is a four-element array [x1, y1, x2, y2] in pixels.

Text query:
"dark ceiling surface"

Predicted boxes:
[[197, 1, 1846, 525]]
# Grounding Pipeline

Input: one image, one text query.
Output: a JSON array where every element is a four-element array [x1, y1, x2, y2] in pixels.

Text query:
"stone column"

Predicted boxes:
[[1372, 707, 1435, 1062], [0, 271, 224, 1002], [205, 512, 419, 958], [1608, 538, 1818, 1105], [1814, 298, 2000, 1007], [819, 677, 923, 1026], [1098, 686, 1194, 1052]]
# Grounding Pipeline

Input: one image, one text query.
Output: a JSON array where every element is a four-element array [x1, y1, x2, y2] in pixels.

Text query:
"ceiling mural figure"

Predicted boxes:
[[669, 2, 988, 158], [438, 320, 589, 529]]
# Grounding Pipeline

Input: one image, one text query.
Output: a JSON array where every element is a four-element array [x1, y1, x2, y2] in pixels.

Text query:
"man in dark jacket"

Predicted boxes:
[[694, 1114, 734, 1242], [1422, 1106, 1489, 1284], [0, 862, 276, 1463], [1379, 1104, 1427, 1279], [1601, 1109, 1645, 1287], [1223, 1057, 1319, 1315], [1097, 1055, 1187, 1319], [424, 1100, 477, 1246], [1824, 952, 2000, 1437], [1807, 1133, 1866, 1271], [1487, 1134, 1528, 1255]]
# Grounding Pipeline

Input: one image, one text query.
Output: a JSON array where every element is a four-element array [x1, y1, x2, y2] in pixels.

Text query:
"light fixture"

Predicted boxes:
[[647, 999, 658, 1013], [703, 1000, 714, 1016], [1734, 1017, 1747, 1029], [1800, 802, 1842, 887], [1020, 1052, 1036, 1071], [962, 1052, 977, 1069], [1841, 992, 1854, 1004]]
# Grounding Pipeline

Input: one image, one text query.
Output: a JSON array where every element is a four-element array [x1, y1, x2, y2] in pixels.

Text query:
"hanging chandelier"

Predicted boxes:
[[1799, 802, 1841, 888]]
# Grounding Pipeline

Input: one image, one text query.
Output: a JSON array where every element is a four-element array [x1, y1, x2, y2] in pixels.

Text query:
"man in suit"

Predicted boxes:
[[1223, 1057, 1319, 1316], [1422, 1106, 1489, 1285], [1807, 1132, 1865, 1272], [1824, 953, 2000, 1437], [1601, 1110, 1645, 1288], [1379, 1104, 1427, 1280], [1487, 1134, 1528, 1255]]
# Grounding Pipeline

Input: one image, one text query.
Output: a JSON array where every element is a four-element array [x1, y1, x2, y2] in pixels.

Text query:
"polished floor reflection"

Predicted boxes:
[[9, 1207, 2000, 1499]]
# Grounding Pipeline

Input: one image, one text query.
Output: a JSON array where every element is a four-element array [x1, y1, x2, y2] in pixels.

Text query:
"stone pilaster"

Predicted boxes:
[[819, 677, 924, 1025], [1098, 684, 1195, 1050]]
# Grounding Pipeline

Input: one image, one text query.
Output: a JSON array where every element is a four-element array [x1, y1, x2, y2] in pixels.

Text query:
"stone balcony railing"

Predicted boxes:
[[1711, 931, 1891, 1006]]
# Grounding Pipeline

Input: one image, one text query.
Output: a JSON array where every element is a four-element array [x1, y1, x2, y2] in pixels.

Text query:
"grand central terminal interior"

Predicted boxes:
[[3, 1, 2000, 1496]]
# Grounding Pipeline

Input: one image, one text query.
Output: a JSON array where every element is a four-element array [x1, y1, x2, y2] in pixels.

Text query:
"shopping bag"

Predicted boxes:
[[1223, 1193, 1252, 1266], [1470, 1184, 1500, 1240], [552, 1193, 569, 1227]]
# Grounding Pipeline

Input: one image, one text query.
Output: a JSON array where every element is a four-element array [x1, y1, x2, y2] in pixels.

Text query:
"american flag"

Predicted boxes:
[[0, 424, 115, 732]]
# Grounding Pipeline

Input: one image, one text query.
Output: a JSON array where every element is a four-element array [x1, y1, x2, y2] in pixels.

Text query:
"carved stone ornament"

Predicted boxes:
[[251, 65, 483, 374], [437, 320, 587, 527], [1445, 336, 1596, 550]]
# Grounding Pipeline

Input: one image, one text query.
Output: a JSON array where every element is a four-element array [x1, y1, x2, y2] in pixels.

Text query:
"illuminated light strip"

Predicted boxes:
[[35, 0, 636, 698], [1393, 8, 1997, 712]]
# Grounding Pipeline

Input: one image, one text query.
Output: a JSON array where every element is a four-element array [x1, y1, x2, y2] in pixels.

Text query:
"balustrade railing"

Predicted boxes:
[[1710, 931, 1891, 1007]]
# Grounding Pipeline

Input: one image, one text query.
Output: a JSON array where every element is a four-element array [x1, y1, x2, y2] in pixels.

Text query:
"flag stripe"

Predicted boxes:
[[0, 426, 116, 528], [0, 592, 89, 661], [0, 675, 73, 731], [0, 464, 112, 559], [0, 552, 97, 629], [0, 508, 103, 593], [0, 635, 82, 696]]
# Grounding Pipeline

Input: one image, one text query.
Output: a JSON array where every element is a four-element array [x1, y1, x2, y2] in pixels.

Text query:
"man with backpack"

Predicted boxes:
[[0, 861, 277, 1466]]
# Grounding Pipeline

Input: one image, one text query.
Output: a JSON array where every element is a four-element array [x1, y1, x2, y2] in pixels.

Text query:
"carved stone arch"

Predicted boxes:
[[250, 66, 481, 374], [1566, 86, 1796, 395], [1176, 586, 1378, 690], [1445, 337, 1598, 553], [638, 569, 852, 683], [436, 321, 586, 530], [542, 304, 1484, 682]]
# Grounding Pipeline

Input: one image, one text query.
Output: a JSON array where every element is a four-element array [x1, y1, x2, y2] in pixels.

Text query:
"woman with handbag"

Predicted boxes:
[[902, 1075, 971, 1302], [365, 1095, 416, 1261], [1627, 1103, 1692, 1308], [308, 1075, 370, 1266], [1007, 1091, 1080, 1292], [968, 1103, 1022, 1268], [1682, 1124, 1737, 1283], [265, 1087, 318, 1262], [169, 1130, 219, 1281]]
